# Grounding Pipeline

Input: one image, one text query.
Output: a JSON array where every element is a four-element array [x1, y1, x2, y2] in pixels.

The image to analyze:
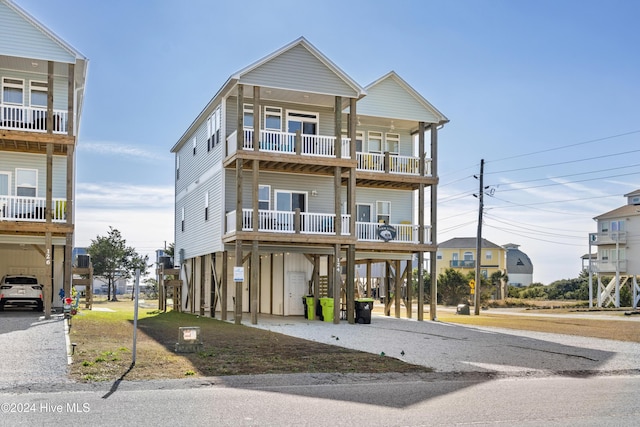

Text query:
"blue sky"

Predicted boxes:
[[16, 0, 640, 284]]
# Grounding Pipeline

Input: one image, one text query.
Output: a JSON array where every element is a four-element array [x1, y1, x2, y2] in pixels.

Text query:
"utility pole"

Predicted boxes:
[[474, 159, 484, 315]]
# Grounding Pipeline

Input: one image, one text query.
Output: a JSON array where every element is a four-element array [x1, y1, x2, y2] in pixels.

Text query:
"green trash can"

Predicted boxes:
[[305, 296, 315, 320], [319, 297, 334, 322], [355, 298, 374, 324]]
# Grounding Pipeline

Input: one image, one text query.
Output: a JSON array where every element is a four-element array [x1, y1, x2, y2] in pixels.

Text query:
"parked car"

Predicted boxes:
[[0, 275, 44, 311]]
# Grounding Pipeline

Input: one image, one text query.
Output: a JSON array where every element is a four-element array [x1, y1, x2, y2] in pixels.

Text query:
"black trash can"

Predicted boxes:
[[355, 298, 374, 324], [456, 303, 470, 315]]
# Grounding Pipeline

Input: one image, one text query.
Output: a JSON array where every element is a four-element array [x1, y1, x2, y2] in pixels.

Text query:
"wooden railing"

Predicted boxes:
[[227, 129, 351, 159], [226, 209, 350, 235]]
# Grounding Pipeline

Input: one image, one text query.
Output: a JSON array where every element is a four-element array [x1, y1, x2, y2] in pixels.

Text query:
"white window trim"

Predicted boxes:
[[376, 200, 390, 223], [258, 185, 271, 210], [0, 171, 11, 196], [368, 131, 383, 154], [286, 109, 319, 135], [356, 203, 373, 222], [2, 77, 24, 105], [243, 103, 254, 129], [15, 168, 37, 197], [385, 132, 400, 155], [29, 80, 48, 107], [264, 106, 282, 131], [274, 189, 308, 212]]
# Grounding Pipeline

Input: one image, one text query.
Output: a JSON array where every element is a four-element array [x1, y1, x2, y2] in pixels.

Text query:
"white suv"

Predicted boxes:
[[0, 275, 44, 312]]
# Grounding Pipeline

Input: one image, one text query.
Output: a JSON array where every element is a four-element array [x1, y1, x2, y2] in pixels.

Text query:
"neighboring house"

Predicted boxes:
[[503, 243, 533, 288], [170, 37, 447, 324], [436, 237, 507, 282], [590, 189, 640, 308], [0, 0, 88, 310]]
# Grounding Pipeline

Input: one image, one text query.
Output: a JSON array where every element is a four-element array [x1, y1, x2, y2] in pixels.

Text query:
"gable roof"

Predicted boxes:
[[357, 71, 448, 125], [0, 0, 86, 64], [438, 237, 502, 250], [232, 37, 365, 99]]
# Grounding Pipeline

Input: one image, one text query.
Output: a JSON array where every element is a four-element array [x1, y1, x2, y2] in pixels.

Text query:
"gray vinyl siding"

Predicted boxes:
[[241, 45, 358, 98], [355, 124, 414, 157], [225, 96, 337, 136], [0, 152, 67, 197], [347, 187, 415, 224], [358, 77, 440, 123], [175, 167, 225, 260], [0, 2, 76, 63], [224, 170, 337, 214]]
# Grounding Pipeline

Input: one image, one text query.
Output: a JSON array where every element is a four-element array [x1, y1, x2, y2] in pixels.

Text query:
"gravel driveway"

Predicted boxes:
[[0, 310, 70, 391]]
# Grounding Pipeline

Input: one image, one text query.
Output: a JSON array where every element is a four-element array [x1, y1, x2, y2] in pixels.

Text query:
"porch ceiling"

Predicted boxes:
[[234, 85, 338, 109], [0, 131, 72, 154]]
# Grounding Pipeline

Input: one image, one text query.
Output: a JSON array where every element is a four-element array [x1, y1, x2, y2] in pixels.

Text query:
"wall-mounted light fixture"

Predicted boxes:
[[311, 190, 318, 197]]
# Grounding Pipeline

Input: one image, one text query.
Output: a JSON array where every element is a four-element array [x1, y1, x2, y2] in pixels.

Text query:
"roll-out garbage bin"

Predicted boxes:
[[305, 296, 315, 320], [355, 298, 374, 324], [319, 297, 334, 322], [456, 303, 470, 315]]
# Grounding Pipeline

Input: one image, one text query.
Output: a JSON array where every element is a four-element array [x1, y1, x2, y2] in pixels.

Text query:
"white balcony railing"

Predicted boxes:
[[0, 105, 69, 134], [590, 231, 627, 245], [356, 152, 432, 176], [591, 259, 628, 273], [226, 129, 351, 159], [356, 221, 431, 244], [226, 209, 350, 235], [0, 196, 67, 222]]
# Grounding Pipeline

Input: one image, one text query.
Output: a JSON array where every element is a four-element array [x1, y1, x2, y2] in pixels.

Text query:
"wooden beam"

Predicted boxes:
[[251, 240, 259, 324], [430, 124, 438, 321]]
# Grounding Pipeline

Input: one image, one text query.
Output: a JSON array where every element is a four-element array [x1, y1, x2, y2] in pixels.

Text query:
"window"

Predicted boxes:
[[600, 221, 609, 233], [436, 251, 442, 260], [368, 131, 382, 153], [176, 156, 180, 180], [29, 81, 47, 107], [192, 137, 197, 155], [485, 250, 493, 260], [204, 192, 209, 221], [287, 111, 318, 135], [258, 185, 270, 210], [611, 220, 625, 232], [463, 251, 473, 261], [264, 107, 282, 131], [2, 78, 23, 105], [16, 169, 37, 197], [208, 106, 221, 151], [181, 207, 185, 232], [243, 104, 253, 129], [376, 201, 390, 224], [0, 172, 10, 197], [385, 133, 399, 154], [601, 249, 609, 261]]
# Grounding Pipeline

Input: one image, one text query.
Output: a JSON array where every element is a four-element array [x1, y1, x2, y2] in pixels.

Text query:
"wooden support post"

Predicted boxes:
[[418, 252, 424, 321], [221, 251, 228, 320], [347, 245, 355, 324], [333, 244, 341, 324], [235, 84, 244, 325], [385, 262, 391, 316], [251, 241, 259, 324], [395, 260, 401, 318], [313, 255, 320, 319], [366, 261, 372, 298], [200, 255, 206, 316], [406, 258, 412, 319], [430, 124, 439, 321]]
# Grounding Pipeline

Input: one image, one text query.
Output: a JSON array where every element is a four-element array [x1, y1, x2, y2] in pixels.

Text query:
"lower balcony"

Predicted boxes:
[[226, 209, 350, 235], [0, 196, 67, 222], [225, 209, 430, 244], [591, 259, 628, 274], [1, 105, 68, 134]]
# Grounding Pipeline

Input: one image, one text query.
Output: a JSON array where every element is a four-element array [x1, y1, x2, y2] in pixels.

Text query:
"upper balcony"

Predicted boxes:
[[225, 128, 433, 187], [0, 195, 67, 223], [450, 260, 475, 268], [589, 231, 627, 246]]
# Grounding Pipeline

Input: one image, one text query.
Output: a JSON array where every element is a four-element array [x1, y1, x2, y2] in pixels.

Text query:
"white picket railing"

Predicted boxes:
[[0, 105, 68, 134], [0, 196, 67, 222]]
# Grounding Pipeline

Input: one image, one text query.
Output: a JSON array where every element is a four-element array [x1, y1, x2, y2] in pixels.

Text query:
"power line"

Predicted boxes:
[[491, 163, 640, 187], [496, 170, 640, 192], [487, 129, 640, 164], [486, 149, 640, 175]]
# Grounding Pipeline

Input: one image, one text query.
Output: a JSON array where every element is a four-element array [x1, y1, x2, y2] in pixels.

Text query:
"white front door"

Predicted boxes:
[[286, 271, 306, 316]]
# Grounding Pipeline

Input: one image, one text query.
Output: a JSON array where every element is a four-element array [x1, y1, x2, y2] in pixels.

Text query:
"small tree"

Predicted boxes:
[[87, 227, 150, 301], [438, 268, 470, 306]]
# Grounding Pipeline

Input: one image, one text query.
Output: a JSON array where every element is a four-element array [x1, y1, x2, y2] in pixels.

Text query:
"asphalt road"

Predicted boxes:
[[1, 308, 640, 426]]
